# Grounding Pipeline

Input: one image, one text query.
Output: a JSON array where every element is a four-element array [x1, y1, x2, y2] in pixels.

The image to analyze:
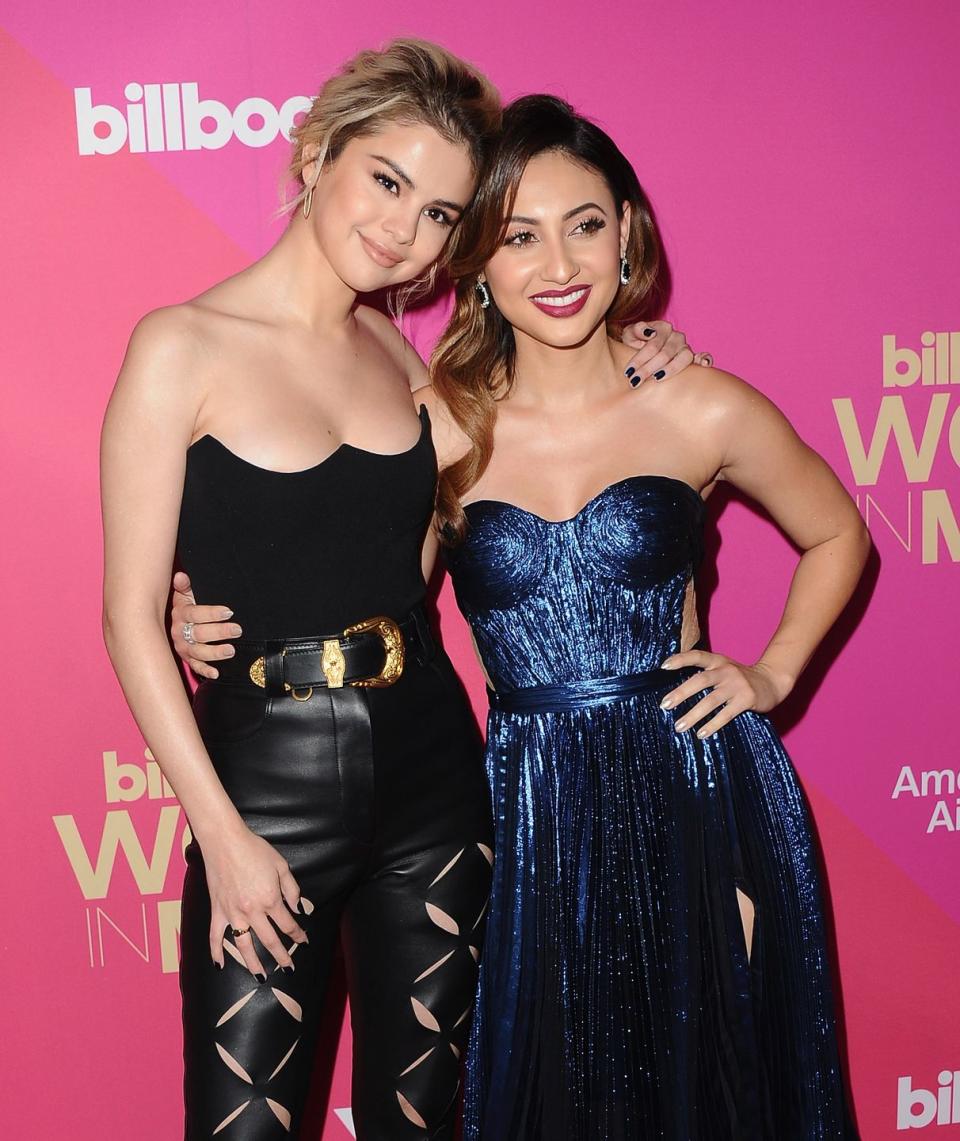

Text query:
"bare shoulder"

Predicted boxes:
[[355, 305, 429, 390], [659, 364, 790, 427], [122, 303, 218, 381], [666, 363, 756, 403], [413, 384, 472, 470], [109, 303, 216, 430]]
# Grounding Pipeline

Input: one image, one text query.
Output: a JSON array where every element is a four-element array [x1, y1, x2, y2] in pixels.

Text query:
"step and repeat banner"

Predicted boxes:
[[2, 1, 957, 1137]]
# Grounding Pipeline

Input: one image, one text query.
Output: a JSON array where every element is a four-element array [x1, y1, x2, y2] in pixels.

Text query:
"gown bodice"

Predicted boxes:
[[447, 475, 705, 691]]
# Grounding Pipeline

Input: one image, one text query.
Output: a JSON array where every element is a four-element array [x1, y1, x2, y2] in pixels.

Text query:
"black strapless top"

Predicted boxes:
[[176, 406, 436, 638]]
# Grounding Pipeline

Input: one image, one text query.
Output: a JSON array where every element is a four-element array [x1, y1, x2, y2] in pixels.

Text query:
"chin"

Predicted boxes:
[[334, 253, 408, 295], [527, 312, 609, 349]]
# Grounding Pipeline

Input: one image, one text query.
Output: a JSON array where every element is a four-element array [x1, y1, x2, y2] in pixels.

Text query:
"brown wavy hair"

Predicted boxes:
[[286, 39, 501, 306], [431, 95, 664, 542]]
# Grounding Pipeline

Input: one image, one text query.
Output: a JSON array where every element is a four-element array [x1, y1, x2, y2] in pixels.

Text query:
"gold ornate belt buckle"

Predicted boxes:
[[343, 615, 405, 688], [247, 615, 404, 695]]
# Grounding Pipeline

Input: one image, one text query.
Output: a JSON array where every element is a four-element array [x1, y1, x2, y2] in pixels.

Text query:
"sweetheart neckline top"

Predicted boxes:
[[447, 474, 705, 686], [187, 404, 430, 477], [177, 404, 435, 637], [462, 473, 705, 526]]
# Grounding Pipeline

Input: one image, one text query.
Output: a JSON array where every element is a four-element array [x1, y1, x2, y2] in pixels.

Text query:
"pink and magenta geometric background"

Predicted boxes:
[[2, 2, 958, 1136]]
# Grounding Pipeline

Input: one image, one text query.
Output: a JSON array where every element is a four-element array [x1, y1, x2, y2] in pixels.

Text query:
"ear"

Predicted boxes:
[[619, 201, 632, 255], [301, 142, 322, 190]]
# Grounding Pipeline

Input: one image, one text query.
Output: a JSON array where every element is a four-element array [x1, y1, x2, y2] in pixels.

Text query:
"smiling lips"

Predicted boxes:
[[359, 233, 404, 269], [530, 284, 592, 318]]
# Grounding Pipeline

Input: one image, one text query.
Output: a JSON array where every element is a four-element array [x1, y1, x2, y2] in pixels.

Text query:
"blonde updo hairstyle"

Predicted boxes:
[[288, 39, 501, 299]]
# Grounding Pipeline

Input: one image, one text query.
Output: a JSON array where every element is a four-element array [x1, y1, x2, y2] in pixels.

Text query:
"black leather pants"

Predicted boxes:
[[180, 648, 492, 1140]]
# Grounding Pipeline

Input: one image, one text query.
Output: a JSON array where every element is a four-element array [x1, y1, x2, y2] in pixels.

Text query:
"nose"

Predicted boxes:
[[382, 203, 419, 247], [540, 235, 579, 285]]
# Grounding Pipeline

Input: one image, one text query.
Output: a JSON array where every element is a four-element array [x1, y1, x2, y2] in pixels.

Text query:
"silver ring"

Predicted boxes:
[[182, 621, 196, 646]]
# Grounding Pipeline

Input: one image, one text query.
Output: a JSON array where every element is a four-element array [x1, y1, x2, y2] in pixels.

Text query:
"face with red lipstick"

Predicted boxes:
[[481, 149, 630, 348], [303, 121, 477, 294]]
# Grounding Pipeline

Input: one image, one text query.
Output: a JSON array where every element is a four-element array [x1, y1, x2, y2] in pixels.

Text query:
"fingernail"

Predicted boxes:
[[231, 625, 243, 637], [697, 728, 709, 739], [215, 961, 224, 971], [643, 327, 655, 337], [660, 697, 673, 710], [224, 646, 236, 657], [281, 965, 295, 974], [221, 609, 234, 619], [630, 375, 641, 388], [625, 366, 635, 379], [255, 972, 267, 983], [661, 660, 677, 670], [653, 369, 666, 381], [675, 719, 687, 732]]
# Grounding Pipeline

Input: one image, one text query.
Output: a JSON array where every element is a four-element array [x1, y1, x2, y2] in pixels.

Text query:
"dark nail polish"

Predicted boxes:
[[281, 965, 295, 975], [255, 972, 267, 983], [643, 327, 655, 337], [625, 366, 635, 379], [630, 375, 641, 388], [215, 961, 224, 971], [653, 369, 666, 381]]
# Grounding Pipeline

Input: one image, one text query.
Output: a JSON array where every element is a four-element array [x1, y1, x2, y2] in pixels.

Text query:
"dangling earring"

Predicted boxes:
[[302, 172, 320, 220], [475, 279, 491, 309], [619, 255, 632, 285]]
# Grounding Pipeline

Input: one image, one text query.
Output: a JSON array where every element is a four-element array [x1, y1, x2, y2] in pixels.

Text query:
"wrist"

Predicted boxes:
[[189, 805, 249, 851], [752, 659, 796, 703]]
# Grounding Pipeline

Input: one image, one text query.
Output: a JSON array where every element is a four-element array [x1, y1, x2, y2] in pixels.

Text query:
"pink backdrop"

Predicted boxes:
[[2, 1, 958, 1136]]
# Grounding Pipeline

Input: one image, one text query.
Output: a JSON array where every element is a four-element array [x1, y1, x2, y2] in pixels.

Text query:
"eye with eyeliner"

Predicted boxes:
[[504, 229, 536, 248], [425, 207, 455, 228], [374, 170, 400, 195], [573, 215, 606, 236]]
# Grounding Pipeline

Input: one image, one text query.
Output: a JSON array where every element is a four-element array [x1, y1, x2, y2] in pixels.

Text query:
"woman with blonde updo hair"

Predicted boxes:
[[104, 38, 696, 1140], [103, 39, 504, 1140]]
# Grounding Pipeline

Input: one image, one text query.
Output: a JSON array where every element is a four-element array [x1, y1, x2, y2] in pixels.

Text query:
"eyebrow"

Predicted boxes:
[[369, 153, 465, 214], [508, 201, 609, 225]]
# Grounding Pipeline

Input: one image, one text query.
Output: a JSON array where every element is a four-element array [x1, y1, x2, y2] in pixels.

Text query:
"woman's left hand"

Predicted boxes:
[[621, 319, 713, 386], [658, 650, 794, 739]]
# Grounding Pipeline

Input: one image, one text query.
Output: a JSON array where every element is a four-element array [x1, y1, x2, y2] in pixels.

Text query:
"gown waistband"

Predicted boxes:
[[487, 669, 681, 714]]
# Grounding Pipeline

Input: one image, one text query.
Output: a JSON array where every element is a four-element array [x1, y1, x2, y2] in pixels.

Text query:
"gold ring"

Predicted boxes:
[[231, 926, 251, 937]]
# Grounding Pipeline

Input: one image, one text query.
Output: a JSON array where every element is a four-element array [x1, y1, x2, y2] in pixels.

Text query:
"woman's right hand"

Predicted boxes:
[[203, 822, 309, 977], [171, 571, 242, 679]]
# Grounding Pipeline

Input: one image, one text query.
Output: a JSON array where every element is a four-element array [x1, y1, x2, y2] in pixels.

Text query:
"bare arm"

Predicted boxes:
[[662, 369, 870, 735], [102, 310, 305, 972]]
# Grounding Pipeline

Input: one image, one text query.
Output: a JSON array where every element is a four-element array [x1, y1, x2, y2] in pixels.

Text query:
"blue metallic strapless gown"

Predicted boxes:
[[447, 476, 856, 1140]]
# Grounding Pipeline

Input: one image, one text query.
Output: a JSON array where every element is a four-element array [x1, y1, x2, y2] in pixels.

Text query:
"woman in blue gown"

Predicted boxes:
[[426, 96, 867, 1139]]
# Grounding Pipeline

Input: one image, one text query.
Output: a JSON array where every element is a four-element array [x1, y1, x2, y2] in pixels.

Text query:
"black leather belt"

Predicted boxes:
[[213, 607, 434, 699]]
